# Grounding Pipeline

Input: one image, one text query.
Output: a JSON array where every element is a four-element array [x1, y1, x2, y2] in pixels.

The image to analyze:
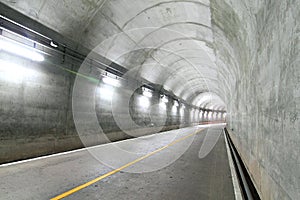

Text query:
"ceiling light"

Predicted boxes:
[[0, 59, 37, 83], [0, 37, 44, 62]]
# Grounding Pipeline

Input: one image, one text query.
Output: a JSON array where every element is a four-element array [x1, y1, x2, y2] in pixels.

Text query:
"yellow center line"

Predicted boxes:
[[50, 128, 204, 200]]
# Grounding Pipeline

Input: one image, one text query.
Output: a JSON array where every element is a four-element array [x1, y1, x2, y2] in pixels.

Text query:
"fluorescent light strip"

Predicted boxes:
[[0, 37, 44, 62], [102, 76, 120, 87]]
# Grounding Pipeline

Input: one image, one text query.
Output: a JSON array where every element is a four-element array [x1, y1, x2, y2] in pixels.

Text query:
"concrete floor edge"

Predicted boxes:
[[224, 130, 243, 200]]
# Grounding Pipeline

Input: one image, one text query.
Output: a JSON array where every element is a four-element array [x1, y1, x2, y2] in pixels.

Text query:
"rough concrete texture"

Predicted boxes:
[[0, 0, 225, 164], [0, 48, 216, 163], [211, 0, 300, 199], [0, 0, 299, 199], [0, 0, 226, 109]]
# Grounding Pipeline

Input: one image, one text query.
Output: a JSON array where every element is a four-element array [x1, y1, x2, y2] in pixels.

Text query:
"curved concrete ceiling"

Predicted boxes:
[[2, 0, 226, 111]]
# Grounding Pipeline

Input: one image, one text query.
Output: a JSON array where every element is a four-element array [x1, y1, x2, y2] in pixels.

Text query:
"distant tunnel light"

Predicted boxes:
[[161, 95, 168, 103], [172, 102, 178, 113], [0, 37, 44, 62], [102, 76, 120, 87], [142, 88, 152, 98], [172, 106, 177, 113], [180, 105, 185, 115], [139, 96, 150, 107], [174, 100, 179, 107], [180, 107, 184, 115]]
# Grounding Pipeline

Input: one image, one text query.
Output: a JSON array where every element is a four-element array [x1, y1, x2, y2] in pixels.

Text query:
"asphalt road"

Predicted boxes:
[[0, 124, 235, 200]]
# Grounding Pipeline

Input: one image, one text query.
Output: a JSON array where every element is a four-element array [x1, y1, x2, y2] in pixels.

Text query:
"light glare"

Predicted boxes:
[[208, 112, 212, 119], [102, 76, 120, 87], [143, 90, 152, 98], [161, 96, 168, 103], [0, 38, 44, 62], [172, 105, 177, 113], [139, 96, 150, 107], [98, 86, 114, 100], [0, 60, 37, 83]]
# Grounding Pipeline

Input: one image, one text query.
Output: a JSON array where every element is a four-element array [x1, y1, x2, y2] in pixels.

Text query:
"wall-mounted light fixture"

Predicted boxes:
[[208, 112, 212, 119], [139, 96, 150, 107], [0, 36, 44, 62], [102, 76, 120, 87], [142, 87, 152, 98], [174, 100, 179, 107], [161, 95, 168, 103]]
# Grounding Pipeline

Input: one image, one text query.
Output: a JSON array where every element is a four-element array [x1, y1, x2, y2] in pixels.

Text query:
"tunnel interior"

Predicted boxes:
[[0, 0, 299, 199]]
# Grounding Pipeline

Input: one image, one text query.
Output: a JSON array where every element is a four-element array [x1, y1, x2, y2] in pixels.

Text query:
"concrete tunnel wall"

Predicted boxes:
[[0, 39, 221, 164], [211, 0, 299, 199], [0, 0, 299, 199]]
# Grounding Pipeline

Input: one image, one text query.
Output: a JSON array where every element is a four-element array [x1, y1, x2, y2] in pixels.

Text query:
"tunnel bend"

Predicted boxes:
[[0, 0, 298, 199]]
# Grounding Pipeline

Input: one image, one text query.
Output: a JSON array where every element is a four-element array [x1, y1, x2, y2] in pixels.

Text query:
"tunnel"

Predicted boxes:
[[0, 0, 299, 199]]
